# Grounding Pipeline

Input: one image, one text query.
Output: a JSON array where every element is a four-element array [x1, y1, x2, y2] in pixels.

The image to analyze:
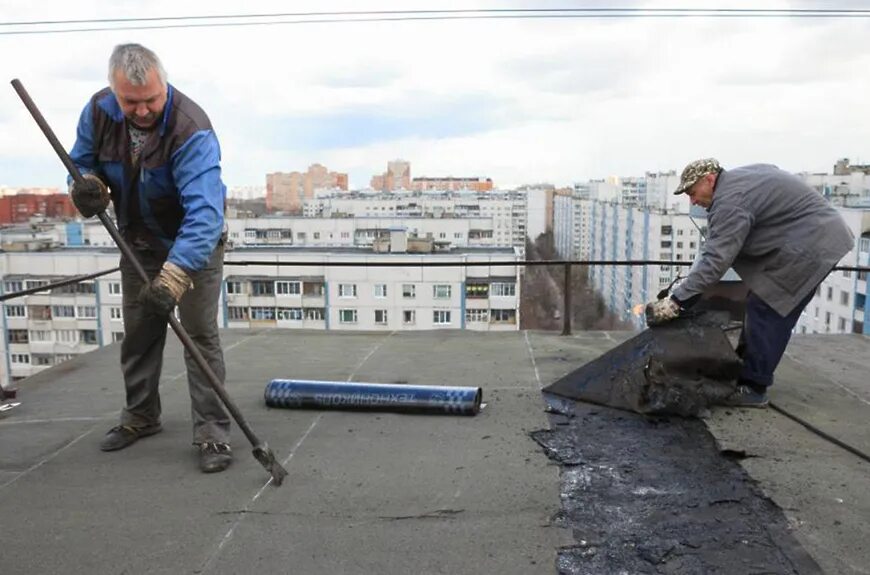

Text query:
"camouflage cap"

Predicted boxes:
[[674, 158, 722, 195]]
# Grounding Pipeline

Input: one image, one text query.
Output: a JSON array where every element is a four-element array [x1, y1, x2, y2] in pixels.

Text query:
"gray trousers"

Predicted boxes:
[[118, 244, 230, 444]]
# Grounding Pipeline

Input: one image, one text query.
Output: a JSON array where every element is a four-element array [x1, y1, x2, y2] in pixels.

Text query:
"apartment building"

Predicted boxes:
[[0, 242, 520, 387], [0, 249, 123, 385], [266, 164, 348, 213], [796, 208, 870, 335], [566, 199, 705, 329], [411, 176, 494, 192], [225, 216, 498, 250], [302, 190, 528, 254]]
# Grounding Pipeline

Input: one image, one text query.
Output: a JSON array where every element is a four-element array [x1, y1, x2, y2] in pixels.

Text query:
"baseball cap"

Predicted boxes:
[[674, 158, 722, 195]]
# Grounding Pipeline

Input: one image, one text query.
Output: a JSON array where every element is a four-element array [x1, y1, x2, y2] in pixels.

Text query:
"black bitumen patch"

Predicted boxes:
[[532, 399, 823, 575]]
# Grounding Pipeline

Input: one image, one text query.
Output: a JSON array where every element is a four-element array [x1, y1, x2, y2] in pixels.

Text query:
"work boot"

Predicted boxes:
[[721, 384, 769, 408], [199, 442, 233, 473], [100, 424, 163, 451]]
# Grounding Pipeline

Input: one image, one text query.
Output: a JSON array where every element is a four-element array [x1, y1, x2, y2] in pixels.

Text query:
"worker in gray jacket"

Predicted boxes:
[[645, 158, 853, 406]]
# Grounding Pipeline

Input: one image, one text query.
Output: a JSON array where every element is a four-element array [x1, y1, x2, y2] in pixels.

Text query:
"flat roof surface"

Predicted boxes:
[[1, 329, 867, 574]]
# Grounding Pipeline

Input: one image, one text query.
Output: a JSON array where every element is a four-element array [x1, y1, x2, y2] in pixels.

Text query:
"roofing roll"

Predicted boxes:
[[265, 379, 482, 416]]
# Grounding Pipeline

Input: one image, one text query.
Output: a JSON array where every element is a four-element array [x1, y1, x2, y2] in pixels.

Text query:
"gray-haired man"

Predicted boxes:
[[645, 158, 853, 407], [68, 43, 232, 472]]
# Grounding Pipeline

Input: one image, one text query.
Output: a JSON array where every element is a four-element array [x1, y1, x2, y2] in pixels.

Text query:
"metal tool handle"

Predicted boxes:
[[10, 78, 287, 485]]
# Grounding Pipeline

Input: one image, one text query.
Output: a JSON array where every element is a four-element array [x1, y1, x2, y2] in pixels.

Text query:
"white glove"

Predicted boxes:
[[645, 297, 681, 327]]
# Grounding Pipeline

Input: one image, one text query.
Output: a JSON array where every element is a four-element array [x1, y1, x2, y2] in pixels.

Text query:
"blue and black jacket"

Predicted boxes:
[[70, 84, 226, 272]]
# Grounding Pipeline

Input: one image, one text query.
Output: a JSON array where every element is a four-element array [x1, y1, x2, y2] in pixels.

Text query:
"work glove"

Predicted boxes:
[[645, 296, 681, 327], [70, 173, 110, 218], [138, 261, 193, 317]]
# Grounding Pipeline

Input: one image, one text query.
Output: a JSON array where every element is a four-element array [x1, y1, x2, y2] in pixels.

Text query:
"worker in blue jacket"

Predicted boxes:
[[646, 158, 853, 407], [69, 43, 232, 473]]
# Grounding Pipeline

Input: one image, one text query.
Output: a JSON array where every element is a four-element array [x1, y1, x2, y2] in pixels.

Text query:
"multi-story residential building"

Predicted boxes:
[[266, 164, 348, 213], [0, 191, 76, 224], [796, 208, 870, 335], [583, 200, 706, 329], [554, 190, 593, 261], [798, 159, 870, 207], [0, 240, 520, 387], [411, 176, 494, 192], [302, 190, 528, 254], [371, 160, 411, 192], [225, 216, 498, 249]]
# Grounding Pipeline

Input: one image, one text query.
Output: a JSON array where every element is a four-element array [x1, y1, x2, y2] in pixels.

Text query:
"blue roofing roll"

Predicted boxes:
[[265, 379, 482, 416]]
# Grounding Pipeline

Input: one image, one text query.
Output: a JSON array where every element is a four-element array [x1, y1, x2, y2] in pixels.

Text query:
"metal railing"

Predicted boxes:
[[1, 259, 868, 336]]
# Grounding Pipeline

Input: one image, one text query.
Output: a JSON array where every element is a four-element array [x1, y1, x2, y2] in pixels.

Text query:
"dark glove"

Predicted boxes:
[[70, 173, 110, 218], [645, 297, 681, 327], [138, 262, 193, 317]]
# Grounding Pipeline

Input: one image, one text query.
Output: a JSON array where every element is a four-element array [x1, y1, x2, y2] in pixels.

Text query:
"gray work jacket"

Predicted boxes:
[[672, 164, 854, 317]]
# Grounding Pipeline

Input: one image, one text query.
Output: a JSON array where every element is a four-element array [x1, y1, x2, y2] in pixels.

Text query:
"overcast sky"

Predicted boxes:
[[1, 0, 869, 189]]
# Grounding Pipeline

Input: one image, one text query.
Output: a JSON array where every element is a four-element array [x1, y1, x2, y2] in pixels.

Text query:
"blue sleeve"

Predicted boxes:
[[166, 130, 225, 272], [68, 101, 99, 184]]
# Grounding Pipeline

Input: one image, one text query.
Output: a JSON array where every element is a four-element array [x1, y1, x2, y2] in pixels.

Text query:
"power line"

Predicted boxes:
[[1, 8, 870, 36]]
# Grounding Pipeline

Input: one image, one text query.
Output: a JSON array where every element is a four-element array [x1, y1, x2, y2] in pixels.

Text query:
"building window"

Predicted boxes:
[[838, 317, 848, 332], [403, 310, 416, 325], [433, 285, 452, 299], [26, 305, 51, 320], [3, 280, 23, 293], [402, 284, 416, 298], [276, 281, 301, 295], [7, 329, 29, 344], [338, 284, 357, 298], [305, 308, 325, 320], [251, 281, 274, 296], [433, 310, 451, 325], [52, 305, 76, 318], [10, 353, 29, 364], [374, 309, 388, 324], [304, 282, 325, 297], [466, 283, 489, 298], [491, 309, 517, 323], [313, 232, 320, 240], [250, 307, 276, 320], [32, 354, 53, 366], [661, 241, 672, 248], [227, 306, 249, 320], [297, 232, 307, 241], [80, 330, 98, 344], [374, 284, 387, 298], [108, 282, 122, 295], [110, 307, 123, 320], [466, 309, 489, 322], [5, 305, 26, 318], [112, 332, 124, 342], [226, 281, 244, 294], [840, 291, 850, 306], [277, 307, 303, 320], [491, 282, 516, 297], [29, 330, 51, 342], [76, 305, 97, 319], [55, 329, 77, 343], [339, 309, 358, 324]]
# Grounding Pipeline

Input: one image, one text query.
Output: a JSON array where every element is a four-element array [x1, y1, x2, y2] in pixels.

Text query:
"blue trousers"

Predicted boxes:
[[736, 289, 815, 388]]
